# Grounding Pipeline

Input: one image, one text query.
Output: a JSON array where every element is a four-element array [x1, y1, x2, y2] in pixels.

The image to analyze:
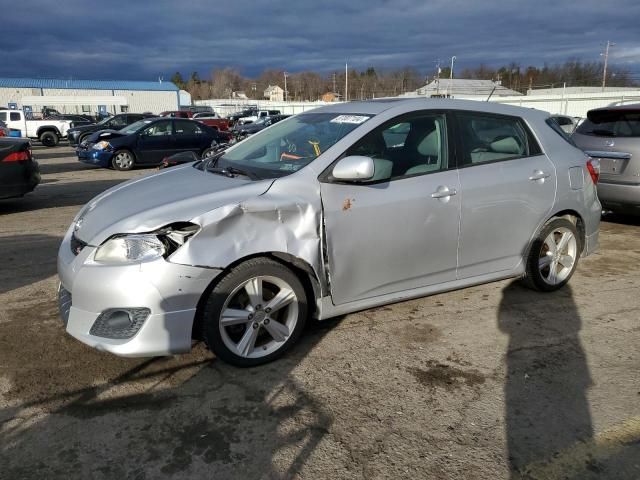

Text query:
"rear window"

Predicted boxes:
[[576, 110, 640, 137]]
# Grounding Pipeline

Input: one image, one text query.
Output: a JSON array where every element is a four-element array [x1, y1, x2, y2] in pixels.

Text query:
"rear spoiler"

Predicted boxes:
[[584, 150, 632, 160]]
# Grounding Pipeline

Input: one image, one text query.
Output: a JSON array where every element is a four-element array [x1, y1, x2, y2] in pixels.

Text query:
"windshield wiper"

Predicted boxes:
[[205, 164, 260, 180]]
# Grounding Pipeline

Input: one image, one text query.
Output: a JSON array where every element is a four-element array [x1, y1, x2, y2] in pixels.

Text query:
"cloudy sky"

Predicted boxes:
[[2, 0, 639, 81]]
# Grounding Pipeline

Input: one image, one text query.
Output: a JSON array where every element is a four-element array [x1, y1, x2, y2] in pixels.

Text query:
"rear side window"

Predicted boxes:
[[0, 112, 6, 122], [456, 112, 540, 166], [174, 121, 203, 135], [576, 110, 640, 137], [10, 112, 20, 121]]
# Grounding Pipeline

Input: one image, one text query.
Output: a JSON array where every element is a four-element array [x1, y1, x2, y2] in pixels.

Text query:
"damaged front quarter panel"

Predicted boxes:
[[168, 174, 328, 299]]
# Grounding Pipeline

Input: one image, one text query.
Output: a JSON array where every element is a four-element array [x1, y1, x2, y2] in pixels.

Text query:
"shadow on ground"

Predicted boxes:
[[499, 282, 639, 479], [0, 312, 341, 479], [0, 234, 62, 295]]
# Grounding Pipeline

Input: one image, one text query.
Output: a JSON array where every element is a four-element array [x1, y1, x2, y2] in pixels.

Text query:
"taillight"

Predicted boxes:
[[586, 157, 600, 184], [2, 150, 30, 162]]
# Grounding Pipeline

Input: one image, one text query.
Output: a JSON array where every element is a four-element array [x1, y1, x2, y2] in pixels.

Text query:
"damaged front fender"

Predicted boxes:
[[168, 175, 327, 297]]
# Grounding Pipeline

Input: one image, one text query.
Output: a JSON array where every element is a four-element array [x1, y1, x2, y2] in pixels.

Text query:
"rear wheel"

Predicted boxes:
[[522, 218, 580, 292], [111, 150, 134, 171], [40, 131, 58, 147], [202, 258, 308, 367]]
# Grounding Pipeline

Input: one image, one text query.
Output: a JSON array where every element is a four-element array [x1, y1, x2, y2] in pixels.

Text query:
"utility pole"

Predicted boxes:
[[435, 60, 441, 95], [450, 56, 456, 80], [345, 63, 348, 101], [284, 71, 289, 102], [333, 73, 337, 93], [601, 40, 615, 91]]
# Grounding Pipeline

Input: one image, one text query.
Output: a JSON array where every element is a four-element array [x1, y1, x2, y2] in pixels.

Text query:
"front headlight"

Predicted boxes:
[[92, 140, 111, 151], [94, 234, 165, 264]]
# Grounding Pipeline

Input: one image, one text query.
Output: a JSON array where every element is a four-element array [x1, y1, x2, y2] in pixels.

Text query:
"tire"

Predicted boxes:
[[201, 147, 216, 159], [40, 131, 58, 147], [521, 218, 580, 292], [111, 150, 135, 171], [78, 133, 90, 145], [202, 258, 308, 367]]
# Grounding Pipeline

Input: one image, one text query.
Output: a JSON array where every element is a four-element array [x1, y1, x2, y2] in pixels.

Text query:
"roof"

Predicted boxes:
[[306, 98, 550, 121], [413, 79, 522, 97], [0, 78, 179, 92]]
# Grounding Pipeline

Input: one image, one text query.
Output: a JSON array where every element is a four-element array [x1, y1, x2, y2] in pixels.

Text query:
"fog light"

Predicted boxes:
[[90, 308, 150, 339]]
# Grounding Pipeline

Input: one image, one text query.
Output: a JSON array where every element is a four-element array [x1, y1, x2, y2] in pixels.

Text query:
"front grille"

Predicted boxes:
[[58, 285, 72, 327], [70, 233, 87, 256]]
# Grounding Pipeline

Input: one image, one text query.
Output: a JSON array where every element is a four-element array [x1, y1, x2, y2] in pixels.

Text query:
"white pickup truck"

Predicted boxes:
[[237, 109, 281, 125], [0, 109, 73, 147]]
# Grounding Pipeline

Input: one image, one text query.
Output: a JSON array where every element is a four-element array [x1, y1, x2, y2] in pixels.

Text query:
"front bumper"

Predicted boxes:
[[597, 180, 640, 213], [57, 226, 222, 357], [77, 147, 113, 167]]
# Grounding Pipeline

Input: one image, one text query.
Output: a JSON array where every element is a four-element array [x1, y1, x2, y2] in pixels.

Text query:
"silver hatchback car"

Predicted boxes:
[[58, 99, 601, 366]]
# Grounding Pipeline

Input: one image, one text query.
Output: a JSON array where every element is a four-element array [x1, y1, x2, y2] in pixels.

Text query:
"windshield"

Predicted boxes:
[[211, 113, 371, 178], [119, 119, 154, 134], [576, 110, 640, 137]]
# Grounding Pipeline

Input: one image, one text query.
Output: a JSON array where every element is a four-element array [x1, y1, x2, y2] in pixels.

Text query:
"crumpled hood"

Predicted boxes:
[[74, 164, 274, 245], [86, 129, 125, 143]]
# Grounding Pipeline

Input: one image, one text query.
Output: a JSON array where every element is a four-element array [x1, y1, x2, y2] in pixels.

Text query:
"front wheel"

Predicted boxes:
[[111, 150, 134, 171], [202, 258, 308, 367], [522, 218, 580, 292]]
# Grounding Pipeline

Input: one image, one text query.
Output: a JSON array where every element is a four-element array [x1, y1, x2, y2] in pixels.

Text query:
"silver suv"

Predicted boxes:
[[572, 104, 640, 214], [58, 99, 601, 366]]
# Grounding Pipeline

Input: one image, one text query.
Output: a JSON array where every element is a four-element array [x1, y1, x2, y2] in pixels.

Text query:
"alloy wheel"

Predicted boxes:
[[218, 275, 298, 359], [538, 227, 577, 286], [114, 151, 133, 169]]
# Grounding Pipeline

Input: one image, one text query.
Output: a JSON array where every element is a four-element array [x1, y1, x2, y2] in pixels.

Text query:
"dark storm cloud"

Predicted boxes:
[[1, 0, 638, 80]]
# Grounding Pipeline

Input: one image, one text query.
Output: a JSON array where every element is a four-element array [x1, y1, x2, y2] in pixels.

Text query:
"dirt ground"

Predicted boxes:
[[1, 145, 639, 480]]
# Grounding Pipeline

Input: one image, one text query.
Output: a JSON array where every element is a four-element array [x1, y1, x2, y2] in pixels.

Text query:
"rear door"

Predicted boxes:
[[135, 119, 174, 164], [173, 120, 208, 154], [454, 111, 556, 278]]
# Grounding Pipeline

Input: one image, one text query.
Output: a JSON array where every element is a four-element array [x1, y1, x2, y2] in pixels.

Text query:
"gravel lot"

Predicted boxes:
[[1, 145, 639, 480]]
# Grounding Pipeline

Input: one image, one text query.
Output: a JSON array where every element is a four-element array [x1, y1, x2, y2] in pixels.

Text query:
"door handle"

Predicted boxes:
[[431, 186, 457, 199], [529, 170, 550, 181]]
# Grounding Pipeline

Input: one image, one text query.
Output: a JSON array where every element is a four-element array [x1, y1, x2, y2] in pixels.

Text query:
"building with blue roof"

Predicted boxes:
[[0, 77, 188, 116]]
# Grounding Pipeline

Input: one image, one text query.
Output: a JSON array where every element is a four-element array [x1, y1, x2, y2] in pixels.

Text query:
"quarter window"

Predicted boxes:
[[343, 112, 447, 181], [457, 113, 535, 166]]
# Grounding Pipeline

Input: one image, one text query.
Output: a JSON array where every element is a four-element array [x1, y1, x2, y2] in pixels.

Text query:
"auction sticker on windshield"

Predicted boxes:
[[330, 115, 370, 124]]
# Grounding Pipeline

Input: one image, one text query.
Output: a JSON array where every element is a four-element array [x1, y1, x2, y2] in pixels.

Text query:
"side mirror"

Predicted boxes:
[[332, 155, 375, 181]]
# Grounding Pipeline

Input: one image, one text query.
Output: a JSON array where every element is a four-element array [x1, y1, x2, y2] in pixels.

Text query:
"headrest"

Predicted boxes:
[[490, 136, 521, 154], [417, 130, 440, 157]]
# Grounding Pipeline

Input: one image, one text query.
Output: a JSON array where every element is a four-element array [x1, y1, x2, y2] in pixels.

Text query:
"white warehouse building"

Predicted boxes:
[[0, 78, 183, 116]]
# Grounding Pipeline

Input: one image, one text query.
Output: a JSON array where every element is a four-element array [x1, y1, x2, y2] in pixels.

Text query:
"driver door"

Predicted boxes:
[[136, 120, 174, 164], [320, 111, 461, 305]]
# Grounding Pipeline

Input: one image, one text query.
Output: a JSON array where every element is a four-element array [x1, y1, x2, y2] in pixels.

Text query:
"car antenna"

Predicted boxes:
[[485, 86, 497, 102]]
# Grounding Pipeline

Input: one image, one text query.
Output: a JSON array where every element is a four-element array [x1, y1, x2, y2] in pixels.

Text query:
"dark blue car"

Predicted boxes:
[[77, 118, 224, 170]]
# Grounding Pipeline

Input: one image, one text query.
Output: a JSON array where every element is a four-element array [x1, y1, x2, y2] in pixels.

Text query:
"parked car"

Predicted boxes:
[[160, 139, 236, 168], [58, 99, 600, 366], [45, 114, 95, 127], [67, 113, 156, 146], [233, 114, 290, 135], [76, 118, 226, 170], [571, 104, 640, 214], [0, 137, 40, 199], [0, 109, 72, 147], [227, 108, 259, 125], [191, 112, 230, 131], [550, 115, 581, 135], [180, 105, 214, 115], [159, 110, 193, 118]]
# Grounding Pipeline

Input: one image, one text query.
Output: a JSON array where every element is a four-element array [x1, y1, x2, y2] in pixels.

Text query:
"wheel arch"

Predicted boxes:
[[37, 126, 60, 138], [191, 252, 321, 340], [545, 209, 586, 253]]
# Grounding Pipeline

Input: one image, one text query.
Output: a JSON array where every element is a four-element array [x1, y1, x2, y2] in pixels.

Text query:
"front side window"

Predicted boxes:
[[174, 121, 203, 135], [0, 112, 7, 122], [120, 119, 154, 134], [457, 113, 533, 166], [214, 113, 372, 178], [342, 112, 447, 181], [143, 120, 172, 136]]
